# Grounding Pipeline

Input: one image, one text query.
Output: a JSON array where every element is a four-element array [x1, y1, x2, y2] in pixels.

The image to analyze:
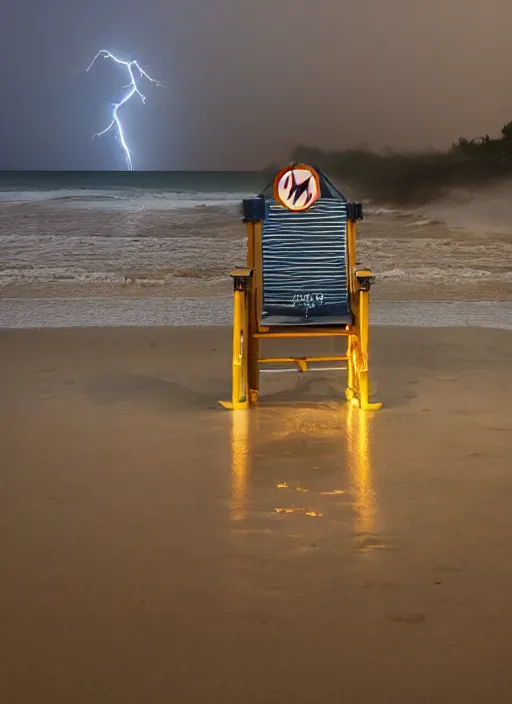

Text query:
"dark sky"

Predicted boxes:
[[2, 0, 512, 170]]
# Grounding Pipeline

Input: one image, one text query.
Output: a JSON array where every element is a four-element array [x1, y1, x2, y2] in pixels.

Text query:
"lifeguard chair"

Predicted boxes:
[[220, 164, 382, 411]]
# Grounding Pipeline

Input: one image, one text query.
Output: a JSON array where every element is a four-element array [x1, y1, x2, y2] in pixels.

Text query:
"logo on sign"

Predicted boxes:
[[273, 164, 321, 212]]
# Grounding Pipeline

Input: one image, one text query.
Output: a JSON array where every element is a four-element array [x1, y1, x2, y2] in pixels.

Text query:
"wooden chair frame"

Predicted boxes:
[[220, 181, 382, 412]]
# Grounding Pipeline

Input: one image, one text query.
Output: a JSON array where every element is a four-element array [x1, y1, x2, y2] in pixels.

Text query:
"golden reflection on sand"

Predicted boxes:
[[346, 403, 377, 544], [229, 411, 251, 520], [229, 404, 378, 539]]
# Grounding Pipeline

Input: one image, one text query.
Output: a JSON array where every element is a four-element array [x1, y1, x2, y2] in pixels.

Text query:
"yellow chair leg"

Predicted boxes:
[[248, 339, 259, 406], [220, 287, 250, 410], [353, 289, 382, 411], [345, 334, 357, 402], [248, 299, 259, 405], [357, 370, 382, 411]]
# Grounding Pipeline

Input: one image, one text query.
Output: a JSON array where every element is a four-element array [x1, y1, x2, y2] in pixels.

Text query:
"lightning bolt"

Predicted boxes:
[[85, 50, 169, 171]]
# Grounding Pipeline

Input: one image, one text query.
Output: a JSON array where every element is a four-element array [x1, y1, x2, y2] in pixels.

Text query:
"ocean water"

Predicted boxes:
[[0, 171, 263, 209], [1, 171, 512, 328], [0, 170, 264, 295]]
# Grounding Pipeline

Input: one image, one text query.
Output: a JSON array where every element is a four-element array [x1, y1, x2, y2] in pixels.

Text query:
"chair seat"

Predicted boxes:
[[260, 312, 354, 326]]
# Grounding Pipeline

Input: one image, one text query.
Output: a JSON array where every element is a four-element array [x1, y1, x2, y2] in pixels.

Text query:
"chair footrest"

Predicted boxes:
[[261, 366, 347, 374], [259, 356, 349, 373], [259, 356, 348, 363]]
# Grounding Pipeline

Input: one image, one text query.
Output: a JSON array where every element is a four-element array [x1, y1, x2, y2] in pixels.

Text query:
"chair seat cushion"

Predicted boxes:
[[261, 311, 354, 327]]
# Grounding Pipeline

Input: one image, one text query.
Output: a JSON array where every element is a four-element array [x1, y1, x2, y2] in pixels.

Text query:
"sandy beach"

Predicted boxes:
[[2, 324, 512, 703]]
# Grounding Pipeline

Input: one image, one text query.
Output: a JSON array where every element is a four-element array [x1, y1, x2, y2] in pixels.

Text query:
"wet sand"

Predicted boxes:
[[1, 325, 512, 703]]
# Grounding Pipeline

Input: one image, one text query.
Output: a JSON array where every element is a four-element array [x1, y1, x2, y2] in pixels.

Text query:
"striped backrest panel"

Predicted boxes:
[[261, 199, 350, 321]]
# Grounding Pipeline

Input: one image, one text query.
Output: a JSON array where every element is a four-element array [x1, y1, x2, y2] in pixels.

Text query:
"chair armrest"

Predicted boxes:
[[230, 268, 254, 291], [355, 268, 376, 292]]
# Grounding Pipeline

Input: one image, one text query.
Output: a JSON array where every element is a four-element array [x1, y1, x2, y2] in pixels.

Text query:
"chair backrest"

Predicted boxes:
[[260, 198, 351, 326]]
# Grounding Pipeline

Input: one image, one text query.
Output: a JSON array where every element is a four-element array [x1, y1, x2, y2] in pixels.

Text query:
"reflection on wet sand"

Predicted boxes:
[[229, 410, 251, 521], [346, 403, 379, 551], [228, 403, 379, 547]]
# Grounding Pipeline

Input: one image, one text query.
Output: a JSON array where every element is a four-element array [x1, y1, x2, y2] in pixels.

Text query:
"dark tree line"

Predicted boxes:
[[264, 121, 512, 204]]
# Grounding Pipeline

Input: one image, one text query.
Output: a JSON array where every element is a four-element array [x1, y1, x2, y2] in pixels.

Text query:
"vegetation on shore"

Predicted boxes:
[[264, 121, 512, 204]]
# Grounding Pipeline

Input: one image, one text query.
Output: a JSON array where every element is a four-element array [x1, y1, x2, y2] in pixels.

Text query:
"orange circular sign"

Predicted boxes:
[[273, 164, 321, 212]]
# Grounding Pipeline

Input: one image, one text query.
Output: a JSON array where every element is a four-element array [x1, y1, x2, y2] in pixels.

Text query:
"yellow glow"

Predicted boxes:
[[270, 405, 347, 441], [275, 507, 323, 517], [230, 411, 250, 520], [270, 404, 378, 542], [227, 403, 379, 542], [346, 403, 377, 546]]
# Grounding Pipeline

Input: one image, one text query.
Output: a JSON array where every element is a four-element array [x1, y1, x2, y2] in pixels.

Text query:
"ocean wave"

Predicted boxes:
[[420, 182, 512, 237], [0, 188, 251, 210], [1, 188, 511, 301], [0, 264, 235, 286]]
